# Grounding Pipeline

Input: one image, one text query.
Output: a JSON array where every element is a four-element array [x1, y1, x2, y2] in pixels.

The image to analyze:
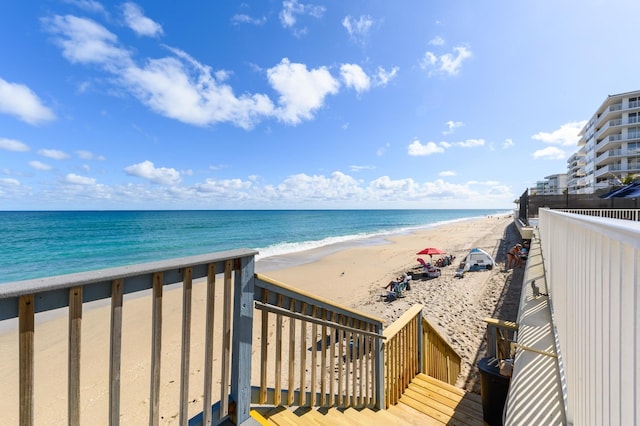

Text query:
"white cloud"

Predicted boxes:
[[439, 170, 456, 177], [267, 58, 339, 124], [122, 2, 163, 37], [350, 165, 375, 172], [279, 0, 325, 31], [457, 138, 485, 148], [374, 66, 399, 87], [532, 146, 566, 160], [0, 138, 30, 152], [340, 64, 370, 93], [428, 36, 445, 46], [0, 178, 20, 186], [440, 138, 485, 149], [376, 142, 390, 157], [124, 160, 181, 185], [0, 78, 56, 125], [503, 138, 514, 149], [66, 0, 106, 14], [65, 173, 96, 185], [38, 148, 70, 160], [532, 121, 586, 146], [76, 150, 105, 160], [420, 45, 472, 76], [232, 14, 267, 26], [342, 15, 374, 45], [407, 139, 445, 156], [125, 50, 275, 129], [43, 15, 132, 65], [29, 161, 53, 171], [274, 171, 362, 200], [195, 178, 252, 194], [443, 120, 464, 135]]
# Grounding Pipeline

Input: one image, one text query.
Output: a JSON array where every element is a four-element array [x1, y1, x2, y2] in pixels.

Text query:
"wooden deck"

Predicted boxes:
[[250, 373, 485, 425]]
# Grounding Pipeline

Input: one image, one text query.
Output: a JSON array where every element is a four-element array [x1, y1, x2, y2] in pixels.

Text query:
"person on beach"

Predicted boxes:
[[507, 244, 522, 269], [383, 272, 411, 290]]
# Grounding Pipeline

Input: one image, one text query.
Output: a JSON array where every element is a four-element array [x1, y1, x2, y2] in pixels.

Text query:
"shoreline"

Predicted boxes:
[[0, 213, 523, 424]]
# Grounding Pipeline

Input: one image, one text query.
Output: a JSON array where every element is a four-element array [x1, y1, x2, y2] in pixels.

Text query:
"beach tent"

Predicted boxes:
[[463, 248, 495, 271]]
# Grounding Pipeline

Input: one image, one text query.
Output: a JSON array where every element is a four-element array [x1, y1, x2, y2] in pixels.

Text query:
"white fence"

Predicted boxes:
[[538, 209, 640, 425]]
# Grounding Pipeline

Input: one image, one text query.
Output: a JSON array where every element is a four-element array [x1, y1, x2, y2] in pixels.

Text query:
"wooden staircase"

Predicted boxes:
[[250, 373, 485, 425]]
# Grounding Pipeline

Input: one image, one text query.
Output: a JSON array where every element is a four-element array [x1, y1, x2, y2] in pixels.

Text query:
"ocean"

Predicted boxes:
[[0, 209, 508, 284]]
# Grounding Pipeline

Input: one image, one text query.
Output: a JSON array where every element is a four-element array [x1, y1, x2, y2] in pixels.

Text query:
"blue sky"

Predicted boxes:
[[1, 0, 638, 210]]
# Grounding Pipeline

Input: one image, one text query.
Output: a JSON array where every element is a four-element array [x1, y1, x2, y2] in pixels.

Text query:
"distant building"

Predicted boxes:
[[574, 89, 640, 193], [535, 173, 567, 195]]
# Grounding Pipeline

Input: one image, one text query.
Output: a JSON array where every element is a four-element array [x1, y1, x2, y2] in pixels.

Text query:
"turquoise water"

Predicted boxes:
[[0, 209, 507, 284]]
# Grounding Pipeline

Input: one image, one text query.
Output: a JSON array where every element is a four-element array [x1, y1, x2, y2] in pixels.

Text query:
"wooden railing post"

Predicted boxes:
[[374, 322, 385, 409], [19, 294, 34, 426], [68, 286, 83, 426], [230, 255, 255, 425], [109, 279, 123, 426]]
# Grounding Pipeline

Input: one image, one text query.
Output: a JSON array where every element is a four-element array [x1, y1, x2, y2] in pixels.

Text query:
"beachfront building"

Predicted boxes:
[[566, 151, 587, 194], [573, 89, 640, 193], [534, 173, 567, 195]]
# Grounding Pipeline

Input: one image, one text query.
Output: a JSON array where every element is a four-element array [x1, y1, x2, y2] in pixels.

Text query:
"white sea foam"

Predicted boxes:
[[254, 212, 507, 262]]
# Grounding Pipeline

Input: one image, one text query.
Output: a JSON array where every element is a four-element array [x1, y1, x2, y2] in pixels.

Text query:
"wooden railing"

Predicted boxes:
[[483, 317, 519, 360], [252, 274, 385, 409], [1, 253, 467, 425], [422, 317, 462, 385], [382, 304, 422, 408], [0, 249, 257, 426]]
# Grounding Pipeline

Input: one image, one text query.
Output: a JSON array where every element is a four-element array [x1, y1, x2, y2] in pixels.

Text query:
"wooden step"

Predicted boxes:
[[250, 374, 484, 425], [387, 403, 445, 425]]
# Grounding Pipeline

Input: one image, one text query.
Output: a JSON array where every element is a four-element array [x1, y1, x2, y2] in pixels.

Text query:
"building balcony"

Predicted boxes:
[[594, 102, 623, 127], [594, 163, 622, 179], [594, 118, 624, 141], [595, 148, 623, 164], [595, 133, 640, 152]]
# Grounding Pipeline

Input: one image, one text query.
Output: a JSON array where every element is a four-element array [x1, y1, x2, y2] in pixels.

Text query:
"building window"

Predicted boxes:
[[629, 126, 640, 139], [630, 112, 638, 124]]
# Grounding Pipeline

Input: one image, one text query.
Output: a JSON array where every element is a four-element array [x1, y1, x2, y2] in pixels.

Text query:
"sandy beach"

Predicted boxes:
[[261, 214, 524, 393], [0, 214, 524, 424]]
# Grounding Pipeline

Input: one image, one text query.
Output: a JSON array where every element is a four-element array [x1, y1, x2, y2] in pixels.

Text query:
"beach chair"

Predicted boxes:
[[380, 277, 409, 302], [417, 258, 441, 278]]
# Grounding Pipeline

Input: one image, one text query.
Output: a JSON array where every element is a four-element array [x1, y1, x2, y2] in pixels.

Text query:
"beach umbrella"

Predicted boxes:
[[416, 247, 446, 256], [598, 181, 640, 199]]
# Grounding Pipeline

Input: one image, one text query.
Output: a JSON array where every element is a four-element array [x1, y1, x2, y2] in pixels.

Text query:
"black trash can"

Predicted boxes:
[[477, 357, 510, 426]]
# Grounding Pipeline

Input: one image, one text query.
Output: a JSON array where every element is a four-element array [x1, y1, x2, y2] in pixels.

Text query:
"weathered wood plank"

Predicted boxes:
[[109, 279, 123, 426], [179, 267, 193, 426], [299, 302, 307, 407], [203, 263, 216, 426], [149, 272, 163, 426], [68, 286, 83, 426], [260, 289, 269, 404], [220, 260, 233, 416], [287, 299, 296, 406], [19, 294, 34, 426], [274, 294, 283, 406], [310, 305, 318, 406]]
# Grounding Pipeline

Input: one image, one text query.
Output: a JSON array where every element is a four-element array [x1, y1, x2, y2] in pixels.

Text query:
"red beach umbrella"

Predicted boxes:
[[416, 247, 446, 256]]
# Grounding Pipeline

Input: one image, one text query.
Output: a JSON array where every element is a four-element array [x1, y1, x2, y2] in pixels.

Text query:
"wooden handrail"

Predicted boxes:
[[484, 317, 519, 360], [252, 275, 385, 410], [1, 249, 258, 426], [421, 318, 461, 385], [382, 304, 423, 408], [255, 274, 384, 325]]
